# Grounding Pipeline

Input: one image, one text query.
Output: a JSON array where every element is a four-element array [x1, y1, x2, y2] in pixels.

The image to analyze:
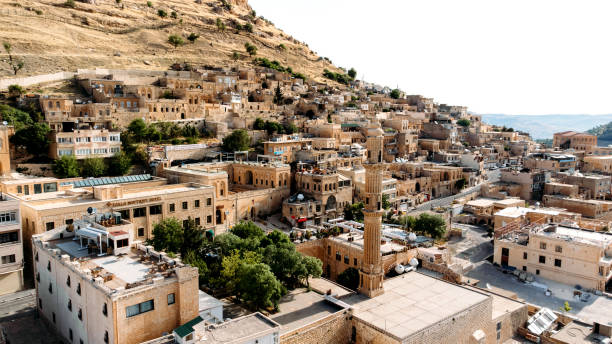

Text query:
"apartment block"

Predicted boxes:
[[0, 193, 23, 296], [33, 216, 199, 344], [50, 129, 121, 159]]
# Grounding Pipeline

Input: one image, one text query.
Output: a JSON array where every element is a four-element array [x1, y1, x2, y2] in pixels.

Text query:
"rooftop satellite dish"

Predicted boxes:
[[409, 257, 419, 267], [408, 232, 417, 242]]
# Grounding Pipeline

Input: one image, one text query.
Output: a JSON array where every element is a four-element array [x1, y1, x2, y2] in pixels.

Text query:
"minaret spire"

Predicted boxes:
[[358, 122, 385, 298]]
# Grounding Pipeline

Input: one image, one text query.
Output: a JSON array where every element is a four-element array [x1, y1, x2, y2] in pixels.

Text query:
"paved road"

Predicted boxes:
[[0, 289, 36, 320], [415, 183, 483, 211], [448, 223, 493, 263]]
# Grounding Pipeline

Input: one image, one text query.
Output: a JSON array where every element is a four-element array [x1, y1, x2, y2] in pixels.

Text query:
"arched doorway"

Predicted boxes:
[[245, 171, 253, 185], [216, 209, 223, 224], [250, 207, 256, 219], [432, 188, 437, 198], [326, 195, 337, 211], [415, 182, 421, 193]]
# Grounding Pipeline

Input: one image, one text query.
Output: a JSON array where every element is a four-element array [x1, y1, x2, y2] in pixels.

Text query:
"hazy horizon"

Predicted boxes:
[[250, 0, 612, 115]]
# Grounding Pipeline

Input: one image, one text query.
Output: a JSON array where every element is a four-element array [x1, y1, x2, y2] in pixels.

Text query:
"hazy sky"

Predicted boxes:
[[249, 0, 612, 115]]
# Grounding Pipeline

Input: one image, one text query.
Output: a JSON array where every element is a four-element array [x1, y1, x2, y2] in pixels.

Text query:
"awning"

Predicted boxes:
[[76, 228, 101, 240]]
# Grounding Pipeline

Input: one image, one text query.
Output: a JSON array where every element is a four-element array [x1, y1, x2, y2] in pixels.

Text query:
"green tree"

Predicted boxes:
[[10, 123, 50, 156], [221, 249, 261, 290], [260, 230, 291, 247], [230, 221, 264, 240], [302, 255, 322, 287], [390, 89, 401, 99], [151, 218, 183, 254], [108, 151, 132, 176], [253, 117, 265, 130], [8, 85, 24, 98], [273, 84, 283, 105], [382, 194, 391, 210], [183, 250, 208, 285], [222, 129, 250, 152], [127, 118, 147, 142], [283, 123, 298, 134], [235, 263, 282, 310], [0, 104, 33, 131], [232, 51, 240, 61], [170, 11, 178, 19], [414, 213, 446, 239], [343, 202, 364, 222], [157, 9, 167, 17], [146, 1, 152, 7], [457, 119, 471, 127], [187, 33, 200, 43], [81, 157, 107, 178], [244, 43, 257, 57], [168, 34, 184, 49], [181, 217, 205, 256], [348, 68, 357, 80], [53, 155, 80, 178], [65, 0, 75, 8], [216, 18, 226, 31], [337, 267, 360, 290], [2, 42, 24, 75], [244, 23, 253, 33], [277, 43, 286, 51]]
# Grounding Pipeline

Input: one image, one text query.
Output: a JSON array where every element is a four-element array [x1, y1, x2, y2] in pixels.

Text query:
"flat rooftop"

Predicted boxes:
[[343, 272, 490, 340], [550, 321, 600, 344], [328, 232, 406, 255], [48, 238, 170, 291], [269, 289, 345, 335], [192, 312, 280, 343], [494, 206, 561, 218], [538, 225, 612, 246], [466, 198, 497, 208]]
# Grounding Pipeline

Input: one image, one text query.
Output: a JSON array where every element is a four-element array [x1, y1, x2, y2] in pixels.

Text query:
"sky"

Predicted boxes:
[[249, 0, 612, 115]]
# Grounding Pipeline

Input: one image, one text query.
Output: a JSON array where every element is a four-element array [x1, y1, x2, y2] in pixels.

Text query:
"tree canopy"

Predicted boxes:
[[53, 155, 80, 178], [108, 151, 132, 176], [81, 157, 106, 178], [457, 119, 471, 127], [222, 129, 250, 152], [414, 213, 446, 239], [390, 89, 401, 99], [337, 267, 360, 290]]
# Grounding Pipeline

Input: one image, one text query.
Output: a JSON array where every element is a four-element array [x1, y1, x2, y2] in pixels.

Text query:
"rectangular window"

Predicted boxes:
[[34, 184, 42, 194], [539, 255, 546, 264], [336, 251, 341, 261], [133, 207, 146, 218], [46, 222, 54, 231], [0, 211, 16, 224], [344, 255, 349, 264], [167, 293, 175, 305], [183, 220, 189, 228], [206, 198, 212, 206], [194, 200, 200, 208], [1, 254, 16, 264], [195, 218, 200, 226], [555, 245, 562, 253], [137, 228, 145, 237], [169, 203, 175, 212], [0, 231, 18, 244], [119, 209, 130, 219], [207, 215, 212, 224], [554, 259, 562, 267], [116, 239, 128, 248], [17, 185, 22, 194], [126, 300, 154, 318], [43, 183, 57, 192], [540, 242, 547, 250], [182, 202, 188, 210], [149, 205, 162, 215], [354, 258, 358, 266]]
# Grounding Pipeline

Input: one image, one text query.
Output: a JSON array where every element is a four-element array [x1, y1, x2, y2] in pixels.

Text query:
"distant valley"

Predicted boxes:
[[481, 114, 612, 140]]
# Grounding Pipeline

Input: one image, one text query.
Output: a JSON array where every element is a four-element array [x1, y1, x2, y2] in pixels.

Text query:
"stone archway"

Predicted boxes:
[[245, 171, 253, 185], [415, 182, 421, 193], [326, 195, 337, 211]]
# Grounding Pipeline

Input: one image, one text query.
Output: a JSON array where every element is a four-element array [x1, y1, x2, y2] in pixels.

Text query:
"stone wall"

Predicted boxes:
[[0, 72, 74, 91], [280, 310, 351, 344]]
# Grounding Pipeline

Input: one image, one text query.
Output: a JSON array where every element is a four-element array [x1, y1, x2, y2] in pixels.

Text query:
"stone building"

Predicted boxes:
[[49, 129, 121, 159], [494, 223, 612, 291], [33, 217, 199, 344], [0, 125, 13, 176], [163, 161, 290, 230], [500, 169, 550, 201], [583, 155, 612, 174], [553, 131, 597, 152]]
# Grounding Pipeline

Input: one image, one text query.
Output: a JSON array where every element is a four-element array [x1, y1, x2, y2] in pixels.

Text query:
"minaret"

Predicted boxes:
[[358, 123, 385, 298]]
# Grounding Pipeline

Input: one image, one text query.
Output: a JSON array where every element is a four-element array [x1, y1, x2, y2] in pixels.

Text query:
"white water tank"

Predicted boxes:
[[409, 258, 419, 268], [297, 194, 304, 201], [394, 264, 405, 274], [408, 232, 417, 242]]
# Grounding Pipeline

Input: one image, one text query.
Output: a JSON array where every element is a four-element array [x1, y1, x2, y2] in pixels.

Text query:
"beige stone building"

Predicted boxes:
[[0, 125, 13, 176], [494, 223, 612, 291], [262, 135, 312, 163], [163, 161, 290, 230], [0, 193, 24, 296], [553, 131, 597, 152], [11, 175, 215, 273], [33, 217, 199, 344], [583, 155, 612, 174]]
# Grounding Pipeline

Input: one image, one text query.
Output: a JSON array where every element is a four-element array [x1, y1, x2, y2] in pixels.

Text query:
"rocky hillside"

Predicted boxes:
[[0, 0, 341, 80], [588, 121, 612, 141]]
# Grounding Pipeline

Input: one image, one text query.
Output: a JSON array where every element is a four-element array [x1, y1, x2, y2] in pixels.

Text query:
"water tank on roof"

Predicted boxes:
[[394, 264, 405, 274], [408, 232, 417, 242], [297, 194, 304, 201]]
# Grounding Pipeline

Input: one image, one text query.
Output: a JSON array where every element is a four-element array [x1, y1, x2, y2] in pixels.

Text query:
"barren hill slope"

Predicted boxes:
[[0, 0, 340, 80]]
